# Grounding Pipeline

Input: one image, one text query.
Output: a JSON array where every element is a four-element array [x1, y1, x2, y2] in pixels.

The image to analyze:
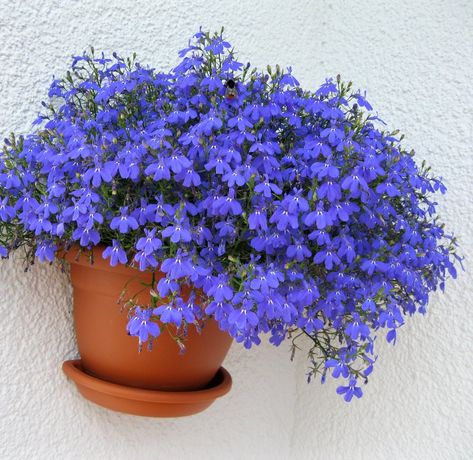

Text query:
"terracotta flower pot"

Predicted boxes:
[[62, 246, 233, 417]]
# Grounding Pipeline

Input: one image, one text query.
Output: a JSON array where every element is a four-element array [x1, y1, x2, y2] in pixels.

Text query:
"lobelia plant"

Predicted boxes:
[[0, 29, 461, 401]]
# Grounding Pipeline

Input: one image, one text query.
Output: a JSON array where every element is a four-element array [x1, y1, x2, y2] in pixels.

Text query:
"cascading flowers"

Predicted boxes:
[[0, 29, 460, 401]]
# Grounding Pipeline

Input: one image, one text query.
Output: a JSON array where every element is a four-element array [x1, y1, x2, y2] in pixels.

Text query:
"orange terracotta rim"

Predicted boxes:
[[59, 245, 142, 277], [63, 359, 232, 417]]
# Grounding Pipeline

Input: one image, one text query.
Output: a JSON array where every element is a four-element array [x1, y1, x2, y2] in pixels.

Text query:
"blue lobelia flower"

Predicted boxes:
[[160, 250, 193, 279], [35, 240, 56, 262], [161, 219, 192, 243], [336, 378, 363, 402], [102, 240, 127, 266], [153, 303, 183, 327], [110, 207, 139, 233], [206, 275, 234, 302], [127, 307, 160, 343]]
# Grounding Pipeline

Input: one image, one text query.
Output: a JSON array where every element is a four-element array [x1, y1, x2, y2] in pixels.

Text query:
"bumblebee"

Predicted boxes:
[[224, 79, 237, 100]]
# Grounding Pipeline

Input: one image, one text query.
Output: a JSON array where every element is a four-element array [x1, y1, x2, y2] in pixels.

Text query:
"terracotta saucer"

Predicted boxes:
[[63, 359, 232, 417]]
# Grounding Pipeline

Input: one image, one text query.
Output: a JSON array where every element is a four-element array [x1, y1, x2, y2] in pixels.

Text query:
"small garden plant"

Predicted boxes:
[[0, 29, 460, 401]]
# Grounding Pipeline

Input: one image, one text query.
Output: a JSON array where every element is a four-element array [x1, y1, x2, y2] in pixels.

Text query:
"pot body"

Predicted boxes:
[[66, 247, 233, 391]]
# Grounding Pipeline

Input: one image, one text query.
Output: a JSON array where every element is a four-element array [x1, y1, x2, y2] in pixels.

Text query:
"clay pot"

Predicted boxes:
[[62, 246, 233, 417]]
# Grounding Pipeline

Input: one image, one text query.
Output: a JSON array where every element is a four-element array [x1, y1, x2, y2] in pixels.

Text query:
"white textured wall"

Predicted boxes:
[[0, 1, 472, 459]]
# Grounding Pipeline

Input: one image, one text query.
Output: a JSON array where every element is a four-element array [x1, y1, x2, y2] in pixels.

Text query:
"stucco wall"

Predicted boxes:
[[0, 1, 471, 459]]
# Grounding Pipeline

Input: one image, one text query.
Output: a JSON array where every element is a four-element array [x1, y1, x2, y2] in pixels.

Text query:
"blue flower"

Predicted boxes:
[[341, 171, 369, 195], [157, 299, 192, 328], [315, 78, 337, 96], [254, 177, 282, 197], [207, 275, 233, 302], [201, 74, 223, 91], [83, 160, 116, 187], [360, 258, 388, 276], [157, 276, 180, 297], [216, 189, 242, 216], [318, 180, 342, 202], [336, 378, 363, 402], [269, 207, 299, 231], [336, 236, 356, 263], [0, 171, 21, 189], [254, 290, 284, 319], [145, 158, 171, 181], [127, 307, 160, 343], [136, 228, 162, 255], [153, 303, 183, 327], [0, 198, 15, 221], [205, 155, 231, 175], [229, 306, 259, 329], [297, 315, 323, 333], [228, 113, 253, 131], [110, 207, 139, 233], [223, 168, 246, 187], [287, 242, 311, 262], [376, 180, 400, 197], [311, 161, 339, 180], [284, 190, 309, 213], [354, 91, 373, 110], [248, 207, 268, 231], [160, 251, 193, 279], [197, 111, 223, 135], [134, 251, 158, 271], [204, 36, 231, 54], [250, 267, 281, 293], [35, 241, 56, 262], [313, 247, 341, 270], [175, 167, 201, 187], [321, 125, 344, 145], [304, 204, 334, 229], [362, 298, 376, 312], [162, 219, 192, 243], [345, 315, 370, 340], [102, 240, 127, 266], [167, 153, 192, 174], [325, 358, 350, 378], [72, 226, 101, 246]]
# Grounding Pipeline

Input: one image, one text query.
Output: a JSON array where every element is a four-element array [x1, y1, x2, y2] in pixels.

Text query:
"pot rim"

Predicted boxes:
[[63, 359, 232, 403], [60, 244, 147, 276]]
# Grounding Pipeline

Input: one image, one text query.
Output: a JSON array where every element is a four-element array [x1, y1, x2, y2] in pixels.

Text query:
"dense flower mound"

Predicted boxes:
[[0, 30, 460, 400]]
